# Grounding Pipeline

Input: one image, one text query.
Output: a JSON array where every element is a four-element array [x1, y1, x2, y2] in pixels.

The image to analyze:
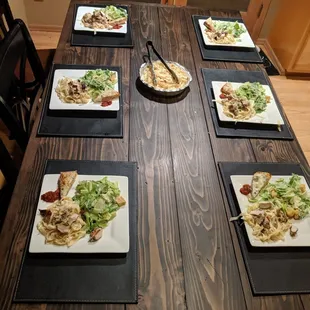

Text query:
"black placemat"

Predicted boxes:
[[14, 160, 138, 303], [219, 161, 310, 295], [192, 15, 262, 63], [71, 4, 133, 48], [37, 64, 123, 138], [202, 68, 294, 140]]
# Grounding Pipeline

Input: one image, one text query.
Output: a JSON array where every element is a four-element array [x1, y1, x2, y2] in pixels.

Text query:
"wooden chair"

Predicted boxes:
[[0, 137, 18, 231], [0, 19, 46, 151], [0, 0, 14, 38]]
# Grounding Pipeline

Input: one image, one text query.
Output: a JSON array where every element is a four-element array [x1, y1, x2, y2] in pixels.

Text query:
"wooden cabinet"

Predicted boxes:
[[242, 0, 271, 42], [267, 0, 310, 75]]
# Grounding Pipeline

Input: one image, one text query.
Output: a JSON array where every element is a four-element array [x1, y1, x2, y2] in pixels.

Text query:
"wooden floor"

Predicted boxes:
[[270, 76, 310, 162], [1, 31, 309, 190], [30, 31, 62, 50]]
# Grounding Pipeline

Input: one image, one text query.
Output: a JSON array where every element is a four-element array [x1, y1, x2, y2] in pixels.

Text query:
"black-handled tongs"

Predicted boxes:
[[142, 53, 157, 86], [143, 41, 179, 85]]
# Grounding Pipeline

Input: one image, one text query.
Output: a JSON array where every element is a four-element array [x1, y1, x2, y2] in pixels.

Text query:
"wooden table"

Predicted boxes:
[[1, 1, 309, 309]]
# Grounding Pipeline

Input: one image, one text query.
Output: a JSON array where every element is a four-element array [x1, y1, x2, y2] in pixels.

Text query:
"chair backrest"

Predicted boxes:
[[0, 19, 45, 150], [0, 136, 18, 231], [0, 0, 14, 37], [0, 137, 18, 187]]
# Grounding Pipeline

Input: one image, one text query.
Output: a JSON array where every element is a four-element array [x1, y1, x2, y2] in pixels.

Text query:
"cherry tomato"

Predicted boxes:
[[101, 100, 112, 107], [41, 188, 60, 202], [240, 184, 251, 195]]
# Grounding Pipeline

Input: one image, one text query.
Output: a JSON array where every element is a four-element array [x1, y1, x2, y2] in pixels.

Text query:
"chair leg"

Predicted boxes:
[[0, 96, 28, 151], [0, 139, 18, 186], [0, 184, 14, 233]]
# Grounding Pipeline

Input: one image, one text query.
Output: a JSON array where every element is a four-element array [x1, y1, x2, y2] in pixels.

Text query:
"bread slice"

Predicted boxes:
[[204, 17, 215, 32], [94, 90, 120, 103], [251, 172, 271, 198], [58, 171, 78, 198]]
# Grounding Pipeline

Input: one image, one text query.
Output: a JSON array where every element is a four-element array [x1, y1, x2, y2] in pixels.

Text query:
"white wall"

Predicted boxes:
[[8, 0, 28, 24], [23, 0, 70, 27]]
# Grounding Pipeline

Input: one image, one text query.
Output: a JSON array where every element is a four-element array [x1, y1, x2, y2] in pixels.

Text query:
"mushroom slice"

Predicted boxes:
[[89, 228, 103, 242], [290, 226, 298, 237]]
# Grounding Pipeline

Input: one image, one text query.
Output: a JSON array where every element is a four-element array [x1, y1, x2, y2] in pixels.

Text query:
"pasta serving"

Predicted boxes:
[[204, 17, 246, 44], [55, 78, 90, 104], [239, 173, 310, 243], [37, 172, 127, 247], [55, 69, 119, 107], [218, 82, 256, 120], [37, 197, 86, 247], [82, 6, 127, 30], [217, 82, 270, 121], [242, 205, 292, 242], [141, 60, 190, 90]]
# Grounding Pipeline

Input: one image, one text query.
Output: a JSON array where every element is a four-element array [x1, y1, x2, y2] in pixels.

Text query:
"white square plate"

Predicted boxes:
[[49, 69, 120, 111], [212, 81, 284, 125], [230, 175, 310, 247], [29, 174, 129, 253], [198, 19, 255, 48], [74, 6, 128, 34]]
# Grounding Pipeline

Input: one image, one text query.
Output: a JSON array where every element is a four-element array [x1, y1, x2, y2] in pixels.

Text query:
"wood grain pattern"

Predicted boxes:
[[159, 6, 246, 310], [184, 6, 307, 310], [0, 2, 309, 310], [184, 8, 256, 163], [127, 5, 186, 310], [0, 0, 129, 309]]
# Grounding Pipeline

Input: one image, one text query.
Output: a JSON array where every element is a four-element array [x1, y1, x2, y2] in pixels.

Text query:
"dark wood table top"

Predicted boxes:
[[1, 1, 310, 309]]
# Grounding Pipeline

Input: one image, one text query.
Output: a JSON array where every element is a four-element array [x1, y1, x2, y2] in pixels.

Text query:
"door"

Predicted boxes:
[[242, 0, 271, 42]]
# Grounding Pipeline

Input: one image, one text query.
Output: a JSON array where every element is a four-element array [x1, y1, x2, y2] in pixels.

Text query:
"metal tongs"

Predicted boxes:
[[143, 41, 179, 86]]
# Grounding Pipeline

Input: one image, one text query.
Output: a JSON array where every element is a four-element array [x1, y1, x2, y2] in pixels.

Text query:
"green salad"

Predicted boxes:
[[101, 5, 127, 20], [214, 21, 246, 38], [80, 69, 117, 100], [73, 177, 126, 233], [249, 174, 310, 219], [235, 82, 269, 113]]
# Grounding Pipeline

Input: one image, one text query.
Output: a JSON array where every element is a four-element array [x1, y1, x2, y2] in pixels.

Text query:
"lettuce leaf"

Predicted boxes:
[[73, 177, 121, 233]]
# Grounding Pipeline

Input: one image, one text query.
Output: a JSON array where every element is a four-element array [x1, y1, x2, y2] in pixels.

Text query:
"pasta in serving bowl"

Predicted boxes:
[[139, 60, 192, 95]]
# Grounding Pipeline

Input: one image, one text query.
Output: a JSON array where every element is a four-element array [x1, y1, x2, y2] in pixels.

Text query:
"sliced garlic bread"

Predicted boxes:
[[58, 171, 78, 198], [251, 171, 271, 198]]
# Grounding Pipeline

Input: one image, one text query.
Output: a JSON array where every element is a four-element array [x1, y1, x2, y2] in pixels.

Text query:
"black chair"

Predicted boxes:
[[0, 0, 54, 81], [0, 137, 18, 231], [0, 19, 46, 150], [0, 0, 14, 38]]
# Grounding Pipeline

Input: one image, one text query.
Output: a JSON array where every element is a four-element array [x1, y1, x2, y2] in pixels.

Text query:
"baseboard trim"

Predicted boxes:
[[28, 24, 62, 32], [256, 38, 285, 75]]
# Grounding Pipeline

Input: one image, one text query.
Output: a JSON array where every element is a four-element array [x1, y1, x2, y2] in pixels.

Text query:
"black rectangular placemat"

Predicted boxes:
[[71, 4, 133, 48], [14, 160, 138, 303], [37, 64, 123, 138], [219, 161, 310, 295], [202, 68, 293, 140], [192, 15, 262, 63]]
